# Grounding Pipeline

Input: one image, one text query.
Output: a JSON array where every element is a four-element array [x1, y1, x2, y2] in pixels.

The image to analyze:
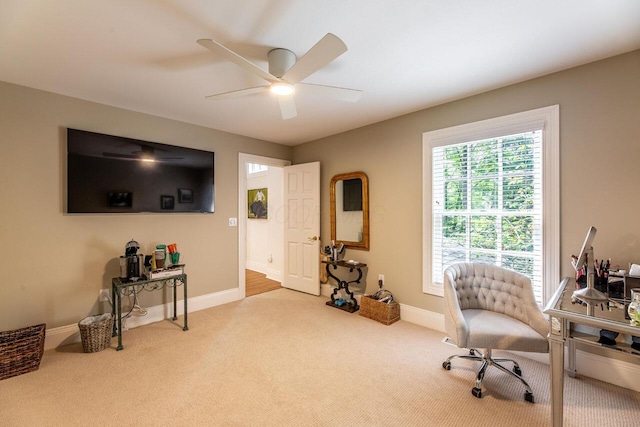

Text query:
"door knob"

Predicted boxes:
[[308, 236, 318, 241]]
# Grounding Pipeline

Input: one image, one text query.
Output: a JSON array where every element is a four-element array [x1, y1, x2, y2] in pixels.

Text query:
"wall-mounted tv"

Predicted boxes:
[[67, 128, 215, 213]]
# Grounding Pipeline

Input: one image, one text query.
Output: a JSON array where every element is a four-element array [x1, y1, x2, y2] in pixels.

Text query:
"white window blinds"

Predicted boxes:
[[431, 130, 543, 302], [422, 105, 559, 305]]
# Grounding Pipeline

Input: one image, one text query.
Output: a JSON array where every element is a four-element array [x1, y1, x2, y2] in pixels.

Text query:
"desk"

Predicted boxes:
[[111, 274, 188, 351], [544, 277, 640, 426], [323, 260, 367, 313]]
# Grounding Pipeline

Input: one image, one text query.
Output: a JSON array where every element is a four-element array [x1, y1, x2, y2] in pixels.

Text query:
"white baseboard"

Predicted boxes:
[[571, 346, 640, 392], [399, 303, 445, 332], [247, 264, 281, 283], [44, 287, 240, 351], [266, 267, 281, 283], [320, 283, 333, 297], [246, 261, 267, 274]]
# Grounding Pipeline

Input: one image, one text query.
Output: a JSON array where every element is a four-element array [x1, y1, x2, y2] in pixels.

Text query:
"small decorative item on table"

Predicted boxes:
[[167, 243, 180, 265]]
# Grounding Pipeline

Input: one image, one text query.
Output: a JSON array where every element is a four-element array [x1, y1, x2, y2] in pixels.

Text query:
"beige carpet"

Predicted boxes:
[[1, 289, 639, 426]]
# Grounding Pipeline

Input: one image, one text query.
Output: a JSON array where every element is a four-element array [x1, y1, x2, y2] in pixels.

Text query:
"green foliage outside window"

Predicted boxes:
[[470, 216, 496, 249], [502, 216, 533, 252], [503, 255, 534, 276], [504, 175, 534, 210], [471, 179, 497, 209], [438, 133, 537, 278], [471, 140, 498, 175], [445, 181, 466, 210], [444, 145, 467, 179], [442, 215, 466, 246]]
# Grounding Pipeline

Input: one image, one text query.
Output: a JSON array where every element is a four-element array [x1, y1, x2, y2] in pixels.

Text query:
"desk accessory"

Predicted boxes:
[[571, 226, 607, 312]]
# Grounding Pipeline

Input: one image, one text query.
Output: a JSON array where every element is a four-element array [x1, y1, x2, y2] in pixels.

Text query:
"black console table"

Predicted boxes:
[[111, 273, 188, 351], [323, 260, 367, 313]]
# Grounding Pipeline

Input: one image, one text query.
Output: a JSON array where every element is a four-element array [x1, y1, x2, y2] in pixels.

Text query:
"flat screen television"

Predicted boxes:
[[67, 128, 215, 213]]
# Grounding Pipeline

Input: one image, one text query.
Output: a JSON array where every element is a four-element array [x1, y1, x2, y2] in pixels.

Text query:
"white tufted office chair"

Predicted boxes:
[[442, 263, 548, 402]]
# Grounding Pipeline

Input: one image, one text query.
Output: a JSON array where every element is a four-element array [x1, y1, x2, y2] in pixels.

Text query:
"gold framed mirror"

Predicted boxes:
[[330, 171, 369, 250]]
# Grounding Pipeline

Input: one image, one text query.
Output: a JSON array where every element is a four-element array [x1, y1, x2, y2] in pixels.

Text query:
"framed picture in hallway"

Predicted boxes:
[[248, 188, 268, 219]]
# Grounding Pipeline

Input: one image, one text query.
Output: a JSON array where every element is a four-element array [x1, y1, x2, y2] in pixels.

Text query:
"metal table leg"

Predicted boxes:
[[172, 278, 177, 321], [183, 276, 189, 331], [111, 282, 117, 338], [116, 288, 123, 351]]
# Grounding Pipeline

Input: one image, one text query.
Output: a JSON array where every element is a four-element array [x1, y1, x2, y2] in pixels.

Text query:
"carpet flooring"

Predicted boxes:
[[0, 289, 638, 426]]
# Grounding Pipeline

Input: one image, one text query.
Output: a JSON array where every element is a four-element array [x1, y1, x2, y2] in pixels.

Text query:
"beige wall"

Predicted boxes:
[[293, 49, 640, 314], [0, 82, 292, 331], [2, 50, 639, 331]]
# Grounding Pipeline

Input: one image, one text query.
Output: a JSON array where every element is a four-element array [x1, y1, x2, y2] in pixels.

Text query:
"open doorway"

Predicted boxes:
[[245, 269, 281, 297], [238, 153, 291, 299]]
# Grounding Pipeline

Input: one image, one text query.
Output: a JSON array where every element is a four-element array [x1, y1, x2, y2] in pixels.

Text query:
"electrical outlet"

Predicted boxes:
[[99, 289, 110, 302], [378, 274, 384, 285], [229, 217, 237, 226]]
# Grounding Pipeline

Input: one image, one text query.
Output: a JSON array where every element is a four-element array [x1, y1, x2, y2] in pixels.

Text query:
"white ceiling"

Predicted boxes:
[[1, 1, 640, 146]]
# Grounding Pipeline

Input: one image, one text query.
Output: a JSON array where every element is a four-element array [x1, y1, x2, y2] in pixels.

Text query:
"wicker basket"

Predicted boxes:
[[359, 295, 400, 325], [78, 313, 113, 353], [0, 323, 46, 381]]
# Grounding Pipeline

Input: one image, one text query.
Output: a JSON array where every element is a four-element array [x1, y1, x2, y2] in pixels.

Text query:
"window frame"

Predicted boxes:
[[422, 105, 559, 304]]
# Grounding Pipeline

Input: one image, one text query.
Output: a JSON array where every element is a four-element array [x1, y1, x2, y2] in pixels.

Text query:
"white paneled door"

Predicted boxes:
[[283, 162, 320, 295]]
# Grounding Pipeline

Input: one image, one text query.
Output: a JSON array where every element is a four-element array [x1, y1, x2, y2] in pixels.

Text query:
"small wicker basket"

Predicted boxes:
[[359, 295, 400, 325], [0, 323, 46, 381], [78, 313, 114, 353]]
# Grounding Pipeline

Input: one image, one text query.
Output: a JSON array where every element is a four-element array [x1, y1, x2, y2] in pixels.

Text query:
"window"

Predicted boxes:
[[247, 163, 268, 175], [423, 106, 559, 304]]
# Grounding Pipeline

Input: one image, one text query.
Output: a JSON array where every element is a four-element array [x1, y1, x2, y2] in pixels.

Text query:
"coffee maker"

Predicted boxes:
[[125, 239, 142, 280]]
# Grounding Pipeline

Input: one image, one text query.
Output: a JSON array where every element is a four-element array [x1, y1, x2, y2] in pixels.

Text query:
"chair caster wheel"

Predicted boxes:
[[442, 361, 451, 370], [472, 387, 483, 398], [513, 366, 522, 376], [525, 392, 534, 403], [469, 349, 476, 356]]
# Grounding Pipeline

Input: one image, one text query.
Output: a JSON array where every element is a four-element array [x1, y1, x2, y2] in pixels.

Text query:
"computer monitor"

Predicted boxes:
[[572, 226, 607, 308], [572, 226, 596, 272]]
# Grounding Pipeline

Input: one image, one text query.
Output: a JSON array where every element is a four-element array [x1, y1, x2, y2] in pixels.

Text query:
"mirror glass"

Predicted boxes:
[[331, 171, 369, 250]]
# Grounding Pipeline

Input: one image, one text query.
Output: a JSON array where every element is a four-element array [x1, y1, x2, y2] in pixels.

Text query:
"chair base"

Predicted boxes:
[[442, 348, 535, 402]]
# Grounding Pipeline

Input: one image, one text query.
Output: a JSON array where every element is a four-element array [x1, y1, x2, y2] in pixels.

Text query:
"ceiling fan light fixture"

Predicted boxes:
[[270, 82, 294, 96]]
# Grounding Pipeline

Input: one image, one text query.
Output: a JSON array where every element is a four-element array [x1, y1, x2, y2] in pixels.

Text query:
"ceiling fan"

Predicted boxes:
[[197, 33, 363, 120]]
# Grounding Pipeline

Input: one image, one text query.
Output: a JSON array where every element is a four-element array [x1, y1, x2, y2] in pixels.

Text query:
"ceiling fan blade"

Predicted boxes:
[[205, 86, 269, 100], [297, 83, 363, 103], [197, 39, 279, 83], [282, 33, 347, 84], [278, 96, 297, 120]]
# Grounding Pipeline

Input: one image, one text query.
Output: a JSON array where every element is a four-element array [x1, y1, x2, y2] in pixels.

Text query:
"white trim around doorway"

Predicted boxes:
[[238, 153, 291, 299]]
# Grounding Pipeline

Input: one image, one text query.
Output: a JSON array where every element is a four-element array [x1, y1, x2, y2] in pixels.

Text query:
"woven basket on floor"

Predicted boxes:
[[78, 313, 113, 353], [359, 295, 400, 325], [0, 323, 46, 381]]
